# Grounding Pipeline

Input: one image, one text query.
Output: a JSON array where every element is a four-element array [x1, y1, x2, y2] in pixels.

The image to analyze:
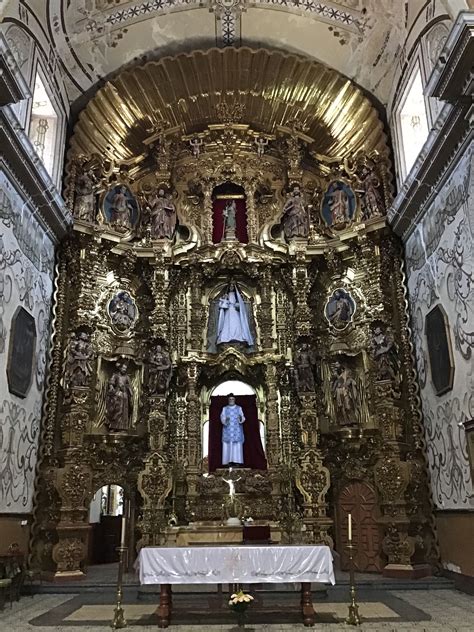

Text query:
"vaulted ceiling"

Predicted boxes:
[[30, 0, 464, 109]]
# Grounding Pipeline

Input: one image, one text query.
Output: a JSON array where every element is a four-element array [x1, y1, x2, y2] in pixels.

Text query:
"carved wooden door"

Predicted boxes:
[[337, 482, 383, 572]]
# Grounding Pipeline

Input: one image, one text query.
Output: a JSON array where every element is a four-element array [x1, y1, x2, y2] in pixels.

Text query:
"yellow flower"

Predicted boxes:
[[228, 590, 254, 606]]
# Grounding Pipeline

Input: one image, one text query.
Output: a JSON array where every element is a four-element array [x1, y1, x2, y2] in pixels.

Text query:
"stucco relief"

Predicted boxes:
[[406, 147, 474, 509], [0, 172, 54, 513], [53, 0, 408, 104], [0, 401, 41, 510]]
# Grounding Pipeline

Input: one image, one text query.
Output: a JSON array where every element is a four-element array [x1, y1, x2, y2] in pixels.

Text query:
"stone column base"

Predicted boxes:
[[43, 569, 86, 582], [383, 563, 431, 579]]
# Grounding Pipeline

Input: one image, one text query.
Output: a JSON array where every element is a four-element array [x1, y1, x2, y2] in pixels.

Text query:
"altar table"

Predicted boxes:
[[137, 545, 335, 627]]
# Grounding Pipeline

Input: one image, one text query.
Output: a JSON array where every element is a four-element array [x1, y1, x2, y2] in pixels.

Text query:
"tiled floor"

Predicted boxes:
[[1, 589, 473, 631]]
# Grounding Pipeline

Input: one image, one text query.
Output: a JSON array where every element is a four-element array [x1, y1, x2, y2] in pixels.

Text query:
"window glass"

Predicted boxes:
[[29, 72, 58, 178], [399, 68, 429, 177]]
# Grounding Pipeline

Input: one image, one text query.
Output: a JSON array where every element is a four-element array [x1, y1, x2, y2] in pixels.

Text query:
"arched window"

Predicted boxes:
[[89, 484, 124, 522]]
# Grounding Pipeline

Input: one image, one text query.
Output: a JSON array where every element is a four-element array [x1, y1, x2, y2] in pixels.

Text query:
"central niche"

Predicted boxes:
[[203, 379, 266, 472], [212, 182, 248, 243], [206, 281, 257, 354]]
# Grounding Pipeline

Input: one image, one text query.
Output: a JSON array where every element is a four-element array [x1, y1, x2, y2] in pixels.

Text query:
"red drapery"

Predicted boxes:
[[208, 395, 267, 472], [212, 198, 248, 244]]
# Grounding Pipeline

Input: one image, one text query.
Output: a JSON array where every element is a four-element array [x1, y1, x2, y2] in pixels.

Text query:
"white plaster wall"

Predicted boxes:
[[0, 170, 55, 514], [405, 145, 474, 510]]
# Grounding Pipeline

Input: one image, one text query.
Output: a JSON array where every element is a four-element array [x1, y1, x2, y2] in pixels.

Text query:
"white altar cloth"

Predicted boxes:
[[137, 545, 335, 585]]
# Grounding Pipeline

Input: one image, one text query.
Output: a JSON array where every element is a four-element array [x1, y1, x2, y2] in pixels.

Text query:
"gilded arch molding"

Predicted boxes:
[[68, 46, 389, 168]]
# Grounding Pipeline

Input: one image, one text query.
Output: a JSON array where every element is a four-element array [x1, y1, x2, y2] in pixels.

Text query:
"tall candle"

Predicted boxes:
[[348, 513, 352, 541], [120, 513, 126, 548]]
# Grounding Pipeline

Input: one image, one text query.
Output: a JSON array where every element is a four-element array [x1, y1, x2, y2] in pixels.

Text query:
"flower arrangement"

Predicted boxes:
[[229, 590, 254, 627]]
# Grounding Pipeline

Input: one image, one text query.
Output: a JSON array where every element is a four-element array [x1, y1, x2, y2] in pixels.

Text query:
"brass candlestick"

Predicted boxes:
[[111, 545, 127, 629], [346, 542, 361, 626]]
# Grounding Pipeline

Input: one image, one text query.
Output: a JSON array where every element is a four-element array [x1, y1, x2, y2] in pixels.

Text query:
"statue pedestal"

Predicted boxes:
[[383, 563, 432, 579], [223, 229, 237, 241], [164, 523, 282, 546]]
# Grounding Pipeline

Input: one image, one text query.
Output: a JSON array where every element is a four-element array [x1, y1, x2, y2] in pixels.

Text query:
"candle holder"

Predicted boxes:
[[346, 542, 361, 626], [111, 545, 127, 629]]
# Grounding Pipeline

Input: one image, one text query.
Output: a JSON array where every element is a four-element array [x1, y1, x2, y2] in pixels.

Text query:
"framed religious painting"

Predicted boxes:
[[425, 304, 454, 396], [321, 180, 357, 230], [7, 306, 36, 398], [324, 288, 356, 331], [101, 184, 140, 233], [107, 290, 138, 333]]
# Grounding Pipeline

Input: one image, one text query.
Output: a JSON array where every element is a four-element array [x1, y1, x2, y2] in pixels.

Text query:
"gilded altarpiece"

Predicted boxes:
[[29, 50, 436, 579]]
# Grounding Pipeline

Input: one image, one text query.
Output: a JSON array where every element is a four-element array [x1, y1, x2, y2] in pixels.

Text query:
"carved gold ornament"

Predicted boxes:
[[68, 47, 388, 170]]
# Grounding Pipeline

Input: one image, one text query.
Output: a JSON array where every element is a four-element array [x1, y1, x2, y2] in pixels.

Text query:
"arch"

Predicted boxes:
[[67, 47, 389, 170], [205, 378, 266, 471], [203, 379, 260, 459], [88, 484, 124, 565]]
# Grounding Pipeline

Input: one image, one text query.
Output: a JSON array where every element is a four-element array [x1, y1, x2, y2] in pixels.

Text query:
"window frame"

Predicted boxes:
[[27, 58, 65, 187], [394, 59, 431, 182]]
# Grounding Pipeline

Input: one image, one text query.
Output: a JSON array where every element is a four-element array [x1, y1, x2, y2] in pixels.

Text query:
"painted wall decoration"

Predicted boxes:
[[325, 288, 356, 330], [405, 148, 474, 510], [102, 184, 139, 232], [6, 307, 37, 398], [0, 171, 54, 513], [321, 181, 356, 229]]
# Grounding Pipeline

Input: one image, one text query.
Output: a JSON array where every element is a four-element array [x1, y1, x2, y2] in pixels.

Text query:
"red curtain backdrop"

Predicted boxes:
[[212, 198, 248, 243], [208, 395, 267, 472]]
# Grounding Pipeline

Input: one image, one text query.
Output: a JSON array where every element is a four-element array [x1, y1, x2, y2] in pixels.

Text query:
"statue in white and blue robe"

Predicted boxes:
[[216, 283, 254, 346], [207, 282, 256, 354], [220, 397, 245, 465]]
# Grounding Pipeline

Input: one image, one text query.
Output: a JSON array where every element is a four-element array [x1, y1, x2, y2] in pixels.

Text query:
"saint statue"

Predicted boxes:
[[331, 363, 359, 427], [221, 394, 245, 466], [359, 163, 385, 220], [223, 199, 237, 240], [216, 282, 254, 347], [146, 188, 176, 239], [281, 187, 309, 239], [64, 331, 94, 388], [369, 325, 399, 381], [74, 169, 98, 222], [294, 343, 316, 393], [110, 186, 133, 230], [148, 344, 172, 395], [105, 362, 133, 432]]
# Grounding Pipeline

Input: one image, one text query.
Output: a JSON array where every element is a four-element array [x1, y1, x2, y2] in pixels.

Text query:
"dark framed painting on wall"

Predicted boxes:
[[7, 306, 36, 398], [425, 304, 454, 396]]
